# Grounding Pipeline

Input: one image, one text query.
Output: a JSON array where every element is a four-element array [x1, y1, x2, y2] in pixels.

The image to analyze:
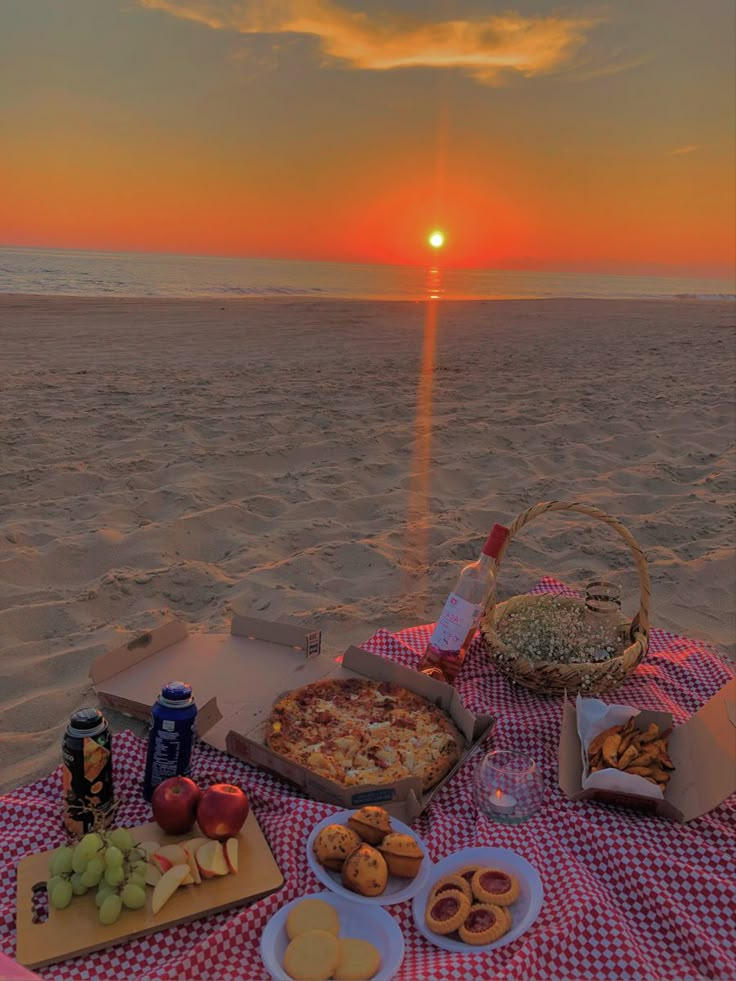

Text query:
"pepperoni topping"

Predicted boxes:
[[465, 908, 496, 933], [479, 871, 511, 894], [460, 868, 476, 883], [430, 896, 461, 921]]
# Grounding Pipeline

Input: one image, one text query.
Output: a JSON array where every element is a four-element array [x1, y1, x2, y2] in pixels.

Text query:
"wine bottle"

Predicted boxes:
[[418, 523, 509, 685]]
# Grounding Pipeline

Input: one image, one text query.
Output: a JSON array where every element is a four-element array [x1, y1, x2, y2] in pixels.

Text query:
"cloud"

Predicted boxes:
[[668, 145, 702, 156], [137, 0, 599, 83], [565, 49, 649, 80]]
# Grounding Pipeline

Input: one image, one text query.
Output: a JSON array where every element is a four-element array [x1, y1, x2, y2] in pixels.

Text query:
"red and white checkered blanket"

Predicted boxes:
[[1, 578, 734, 981]]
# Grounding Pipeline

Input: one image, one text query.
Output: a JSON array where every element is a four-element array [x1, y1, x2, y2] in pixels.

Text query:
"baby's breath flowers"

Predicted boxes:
[[496, 595, 624, 665]]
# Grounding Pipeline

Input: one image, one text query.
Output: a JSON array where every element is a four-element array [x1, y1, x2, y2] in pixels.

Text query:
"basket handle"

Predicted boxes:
[[488, 501, 650, 643]]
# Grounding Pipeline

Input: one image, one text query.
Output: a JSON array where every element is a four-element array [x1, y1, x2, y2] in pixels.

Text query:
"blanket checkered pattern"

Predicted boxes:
[[1, 578, 734, 980]]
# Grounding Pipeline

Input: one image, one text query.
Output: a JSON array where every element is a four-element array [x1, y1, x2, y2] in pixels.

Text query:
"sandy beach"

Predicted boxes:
[[0, 295, 733, 794]]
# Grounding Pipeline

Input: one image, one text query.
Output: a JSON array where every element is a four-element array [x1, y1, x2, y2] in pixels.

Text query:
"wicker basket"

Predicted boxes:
[[480, 501, 651, 696]]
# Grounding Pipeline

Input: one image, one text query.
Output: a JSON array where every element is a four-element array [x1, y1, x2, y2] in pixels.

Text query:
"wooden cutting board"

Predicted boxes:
[[15, 814, 284, 969]]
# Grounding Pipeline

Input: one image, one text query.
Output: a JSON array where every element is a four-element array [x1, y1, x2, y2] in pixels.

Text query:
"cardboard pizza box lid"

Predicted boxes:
[[91, 615, 494, 822], [558, 678, 736, 822], [91, 614, 325, 743]]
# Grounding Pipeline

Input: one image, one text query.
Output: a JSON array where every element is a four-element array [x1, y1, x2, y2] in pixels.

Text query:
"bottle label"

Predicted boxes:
[[149, 722, 193, 784], [144, 709, 197, 799], [62, 730, 114, 835], [428, 593, 483, 652]]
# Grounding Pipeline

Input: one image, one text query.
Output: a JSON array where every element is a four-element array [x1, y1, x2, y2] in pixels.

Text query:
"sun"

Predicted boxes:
[[428, 230, 445, 249]]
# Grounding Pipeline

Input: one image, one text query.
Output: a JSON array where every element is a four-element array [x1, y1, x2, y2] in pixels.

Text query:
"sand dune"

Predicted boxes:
[[0, 295, 734, 793]]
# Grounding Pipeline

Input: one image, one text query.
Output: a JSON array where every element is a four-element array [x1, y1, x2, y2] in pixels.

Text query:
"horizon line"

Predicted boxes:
[[0, 242, 733, 281]]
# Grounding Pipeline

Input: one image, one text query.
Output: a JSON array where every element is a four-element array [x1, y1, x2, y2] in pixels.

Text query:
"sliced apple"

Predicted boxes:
[[155, 843, 189, 864], [181, 837, 207, 885], [151, 843, 189, 874], [136, 840, 160, 859], [224, 838, 239, 875], [196, 840, 229, 878], [146, 863, 162, 887], [179, 867, 195, 885], [152, 864, 189, 915]]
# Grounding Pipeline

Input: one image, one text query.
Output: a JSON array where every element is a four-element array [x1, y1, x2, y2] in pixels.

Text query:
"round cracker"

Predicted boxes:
[[283, 930, 339, 981], [285, 898, 340, 940], [333, 938, 381, 981]]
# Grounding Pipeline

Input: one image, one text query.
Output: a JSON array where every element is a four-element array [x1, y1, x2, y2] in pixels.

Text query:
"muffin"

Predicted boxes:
[[341, 844, 389, 897], [312, 824, 363, 871], [347, 806, 392, 845], [376, 832, 424, 879]]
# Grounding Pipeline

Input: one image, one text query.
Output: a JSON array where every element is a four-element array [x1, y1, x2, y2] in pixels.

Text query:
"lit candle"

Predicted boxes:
[[488, 788, 517, 814]]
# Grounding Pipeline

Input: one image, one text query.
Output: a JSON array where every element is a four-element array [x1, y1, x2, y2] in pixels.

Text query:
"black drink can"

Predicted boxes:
[[62, 708, 114, 835]]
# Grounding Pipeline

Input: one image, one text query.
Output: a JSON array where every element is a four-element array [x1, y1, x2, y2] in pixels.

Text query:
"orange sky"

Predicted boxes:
[[1, 1, 734, 275]]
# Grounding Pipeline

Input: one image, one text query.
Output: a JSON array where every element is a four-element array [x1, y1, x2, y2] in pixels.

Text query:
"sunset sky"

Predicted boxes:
[[1, 1, 734, 275]]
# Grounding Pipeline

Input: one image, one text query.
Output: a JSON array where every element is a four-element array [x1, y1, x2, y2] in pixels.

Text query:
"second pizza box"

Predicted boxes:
[[90, 614, 495, 823]]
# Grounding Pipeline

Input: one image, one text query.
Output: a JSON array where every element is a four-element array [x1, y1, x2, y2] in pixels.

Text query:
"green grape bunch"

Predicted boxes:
[[47, 826, 151, 926]]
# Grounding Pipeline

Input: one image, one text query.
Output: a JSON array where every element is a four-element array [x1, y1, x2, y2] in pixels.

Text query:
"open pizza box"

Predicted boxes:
[[90, 614, 495, 824], [558, 679, 736, 822]]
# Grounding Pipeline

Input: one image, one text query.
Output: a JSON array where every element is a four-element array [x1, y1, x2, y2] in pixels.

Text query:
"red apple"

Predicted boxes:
[[196, 783, 250, 841], [151, 776, 201, 835]]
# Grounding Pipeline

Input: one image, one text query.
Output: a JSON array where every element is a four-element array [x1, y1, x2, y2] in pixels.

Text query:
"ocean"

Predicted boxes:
[[0, 246, 733, 302]]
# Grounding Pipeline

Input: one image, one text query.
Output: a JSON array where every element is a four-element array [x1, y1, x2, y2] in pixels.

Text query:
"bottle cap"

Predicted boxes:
[[482, 524, 509, 558], [67, 708, 106, 738], [160, 681, 193, 703]]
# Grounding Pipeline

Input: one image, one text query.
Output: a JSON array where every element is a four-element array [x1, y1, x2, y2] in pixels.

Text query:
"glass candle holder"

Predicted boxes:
[[584, 579, 625, 655], [584, 580, 622, 622], [474, 750, 546, 824]]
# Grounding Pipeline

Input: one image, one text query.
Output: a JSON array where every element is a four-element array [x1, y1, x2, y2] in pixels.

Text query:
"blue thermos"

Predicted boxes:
[[142, 681, 198, 801]]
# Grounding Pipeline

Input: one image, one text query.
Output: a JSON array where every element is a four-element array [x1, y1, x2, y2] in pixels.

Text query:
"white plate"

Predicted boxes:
[[306, 809, 431, 905], [260, 890, 405, 981], [412, 846, 543, 953]]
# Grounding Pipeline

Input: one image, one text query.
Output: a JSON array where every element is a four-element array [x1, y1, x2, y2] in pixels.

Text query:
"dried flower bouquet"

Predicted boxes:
[[480, 501, 651, 696], [496, 594, 625, 665]]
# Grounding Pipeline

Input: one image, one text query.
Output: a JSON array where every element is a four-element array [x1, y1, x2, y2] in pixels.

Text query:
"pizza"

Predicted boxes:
[[265, 678, 462, 791]]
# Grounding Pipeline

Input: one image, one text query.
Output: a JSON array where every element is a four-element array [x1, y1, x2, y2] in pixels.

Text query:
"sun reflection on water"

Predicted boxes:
[[425, 266, 444, 301]]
